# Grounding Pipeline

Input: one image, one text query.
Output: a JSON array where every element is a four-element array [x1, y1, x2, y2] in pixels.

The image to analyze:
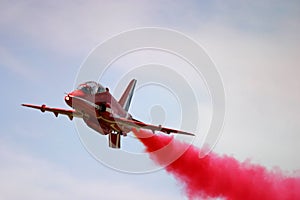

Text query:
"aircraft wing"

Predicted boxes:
[[22, 104, 82, 120], [114, 117, 195, 136]]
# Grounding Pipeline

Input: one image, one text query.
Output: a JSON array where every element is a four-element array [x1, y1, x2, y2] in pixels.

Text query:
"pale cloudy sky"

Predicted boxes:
[[1, 1, 300, 199]]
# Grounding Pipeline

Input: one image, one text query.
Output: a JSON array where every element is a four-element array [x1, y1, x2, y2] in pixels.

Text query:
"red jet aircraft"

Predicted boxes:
[[22, 79, 194, 148]]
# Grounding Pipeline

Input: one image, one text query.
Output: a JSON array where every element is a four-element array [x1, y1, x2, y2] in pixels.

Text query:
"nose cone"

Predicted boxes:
[[64, 90, 85, 108], [65, 94, 72, 107]]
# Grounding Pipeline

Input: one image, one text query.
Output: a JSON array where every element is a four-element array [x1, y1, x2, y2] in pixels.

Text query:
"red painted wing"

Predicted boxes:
[[21, 104, 82, 120], [114, 117, 195, 136]]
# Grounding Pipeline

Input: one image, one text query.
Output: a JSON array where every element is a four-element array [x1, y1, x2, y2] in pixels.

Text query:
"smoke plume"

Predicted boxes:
[[133, 129, 300, 200]]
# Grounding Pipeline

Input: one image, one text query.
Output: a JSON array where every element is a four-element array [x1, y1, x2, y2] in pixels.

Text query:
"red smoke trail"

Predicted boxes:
[[133, 129, 300, 200]]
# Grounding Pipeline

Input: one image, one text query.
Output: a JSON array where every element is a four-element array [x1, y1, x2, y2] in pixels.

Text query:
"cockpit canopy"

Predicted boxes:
[[76, 81, 106, 94]]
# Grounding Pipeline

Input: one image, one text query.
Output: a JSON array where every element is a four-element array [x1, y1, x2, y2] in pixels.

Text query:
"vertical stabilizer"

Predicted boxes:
[[118, 79, 137, 112]]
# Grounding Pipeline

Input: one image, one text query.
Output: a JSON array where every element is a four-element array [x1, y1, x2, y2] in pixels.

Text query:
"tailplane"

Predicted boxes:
[[118, 79, 137, 112]]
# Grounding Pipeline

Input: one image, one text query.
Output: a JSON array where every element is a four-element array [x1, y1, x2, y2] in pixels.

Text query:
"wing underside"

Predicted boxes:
[[22, 104, 194, 150], [21, 104, 82, 120], [114, 117, 195, 136]]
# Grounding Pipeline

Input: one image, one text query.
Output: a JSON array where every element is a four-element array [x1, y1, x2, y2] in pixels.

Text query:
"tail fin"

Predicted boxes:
[[118, 79, 137, 111]]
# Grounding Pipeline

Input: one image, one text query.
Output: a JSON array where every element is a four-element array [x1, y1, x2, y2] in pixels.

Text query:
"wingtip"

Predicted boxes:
[[21, 103, 36, 108], [183, 132, 196, 136]]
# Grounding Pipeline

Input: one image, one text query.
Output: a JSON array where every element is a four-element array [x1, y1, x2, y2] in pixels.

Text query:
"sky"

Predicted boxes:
[[1, 0, 300, 199]]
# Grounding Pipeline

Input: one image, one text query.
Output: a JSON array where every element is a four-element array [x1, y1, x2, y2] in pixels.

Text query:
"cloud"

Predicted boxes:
[[191, 22, 300, 170], [0, 140, 177, 200], [0, 1, 156, 56], [1, 1, 300, 197], [1, 1, 299, 56], [208, 0, 300, 34], [0, 46, 42, 81]]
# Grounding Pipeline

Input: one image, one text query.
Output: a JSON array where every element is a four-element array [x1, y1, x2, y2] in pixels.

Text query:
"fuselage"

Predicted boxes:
[[64, 87, 132, 136]]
